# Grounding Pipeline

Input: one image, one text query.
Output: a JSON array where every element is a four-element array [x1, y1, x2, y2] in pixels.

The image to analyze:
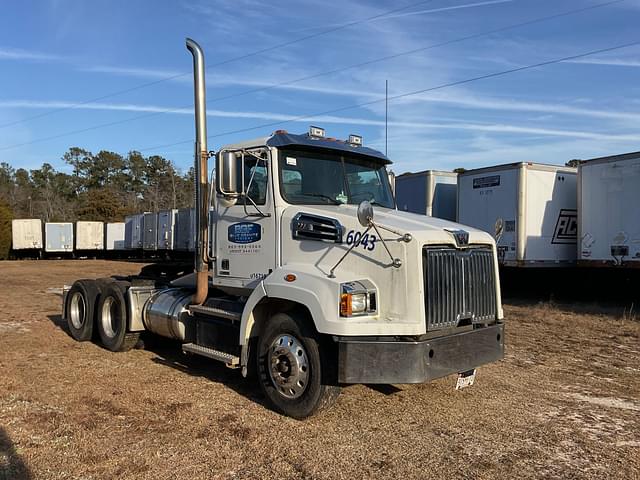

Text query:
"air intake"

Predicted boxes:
[[292, 213, 343, 243]]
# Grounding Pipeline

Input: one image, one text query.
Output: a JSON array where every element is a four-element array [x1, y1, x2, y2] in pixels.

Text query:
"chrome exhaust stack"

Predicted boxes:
[[186, 38, 209, 305]]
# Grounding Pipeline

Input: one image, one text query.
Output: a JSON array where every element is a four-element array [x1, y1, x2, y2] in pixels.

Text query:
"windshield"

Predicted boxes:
[[278, 149, 395, 208]]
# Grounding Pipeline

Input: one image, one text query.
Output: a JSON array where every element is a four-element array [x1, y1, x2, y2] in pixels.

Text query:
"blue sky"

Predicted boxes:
[[0, 0, 639, 175]]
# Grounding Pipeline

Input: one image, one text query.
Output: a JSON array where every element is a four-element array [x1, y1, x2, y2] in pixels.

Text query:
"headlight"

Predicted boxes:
[[340, 280, 377, 317]]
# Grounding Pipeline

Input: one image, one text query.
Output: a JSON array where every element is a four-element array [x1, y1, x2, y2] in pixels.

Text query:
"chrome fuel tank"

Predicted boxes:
[[143, 289, 194, 342]]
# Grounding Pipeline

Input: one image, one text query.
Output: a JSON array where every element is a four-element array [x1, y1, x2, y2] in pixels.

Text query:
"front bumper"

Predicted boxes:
[[337, 323, 504, 384]]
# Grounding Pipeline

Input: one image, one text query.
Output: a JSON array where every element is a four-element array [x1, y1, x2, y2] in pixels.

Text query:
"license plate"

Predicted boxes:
[[456, 369, 476, 390]]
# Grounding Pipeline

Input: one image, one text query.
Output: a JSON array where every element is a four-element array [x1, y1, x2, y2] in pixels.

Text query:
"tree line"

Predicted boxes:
[[0, 147, 194, 224]]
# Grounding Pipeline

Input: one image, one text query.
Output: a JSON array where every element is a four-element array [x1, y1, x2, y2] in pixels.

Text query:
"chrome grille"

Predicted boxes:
[[423, 246, 497, 330]]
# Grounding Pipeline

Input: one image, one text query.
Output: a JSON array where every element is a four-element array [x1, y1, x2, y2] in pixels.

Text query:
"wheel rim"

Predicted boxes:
[[268, 334, 310, 399], [69, 292, 86, 330], [100, 296, 119, 339]]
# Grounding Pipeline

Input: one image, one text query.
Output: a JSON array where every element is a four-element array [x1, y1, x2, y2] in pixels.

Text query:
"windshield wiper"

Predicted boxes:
[[299, 193, 342, 205]]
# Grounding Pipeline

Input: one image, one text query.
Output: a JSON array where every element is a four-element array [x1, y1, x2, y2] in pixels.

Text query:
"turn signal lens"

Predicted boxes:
[[340, 293, 352, 317], [340, 292, 368, 316], [284, 274, 296, 282]]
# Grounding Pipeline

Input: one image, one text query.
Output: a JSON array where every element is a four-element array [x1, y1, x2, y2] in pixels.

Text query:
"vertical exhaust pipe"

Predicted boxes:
[[186, 38, 209, 305]]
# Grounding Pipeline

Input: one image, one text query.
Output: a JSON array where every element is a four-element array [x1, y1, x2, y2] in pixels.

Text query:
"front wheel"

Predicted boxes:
[[257, 312, 340, 419]]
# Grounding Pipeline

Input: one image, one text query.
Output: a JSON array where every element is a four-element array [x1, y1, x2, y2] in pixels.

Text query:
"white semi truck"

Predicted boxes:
[[63, 39, 504, 418]]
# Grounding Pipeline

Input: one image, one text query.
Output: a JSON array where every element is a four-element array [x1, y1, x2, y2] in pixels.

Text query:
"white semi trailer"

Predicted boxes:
[[62, 39, 504, 418], [395, 170, 457, 221], [578, 151, 640, 266], [11, 219, 43, 256], [458, 162, 577, 267]]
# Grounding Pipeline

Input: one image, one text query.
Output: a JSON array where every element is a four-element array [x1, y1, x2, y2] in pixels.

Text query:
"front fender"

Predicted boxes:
[[239, 266, 339, 345]]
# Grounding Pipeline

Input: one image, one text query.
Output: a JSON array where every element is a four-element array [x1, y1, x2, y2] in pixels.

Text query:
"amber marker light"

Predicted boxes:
[[284, 274, 297, 282], [340, 293, 352, 317]]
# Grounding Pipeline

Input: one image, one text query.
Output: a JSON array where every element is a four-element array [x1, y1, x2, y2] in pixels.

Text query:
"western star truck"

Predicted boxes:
[[62, 38, 505, 419]]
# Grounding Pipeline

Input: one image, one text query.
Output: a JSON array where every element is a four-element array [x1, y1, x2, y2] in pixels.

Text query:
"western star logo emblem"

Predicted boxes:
[[445, 228, 469, 247]]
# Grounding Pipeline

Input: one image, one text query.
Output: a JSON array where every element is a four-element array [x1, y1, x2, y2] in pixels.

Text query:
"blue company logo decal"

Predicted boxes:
[[228, 222, 261, 244]]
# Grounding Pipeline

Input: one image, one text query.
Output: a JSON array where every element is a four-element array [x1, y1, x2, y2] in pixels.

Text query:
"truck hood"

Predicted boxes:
[[288, 204, 496, 247]]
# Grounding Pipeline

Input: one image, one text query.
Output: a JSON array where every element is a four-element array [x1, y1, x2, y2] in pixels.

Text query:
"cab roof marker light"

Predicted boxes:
[[348, 134, 363, 146], [309, 126, 325, 138]]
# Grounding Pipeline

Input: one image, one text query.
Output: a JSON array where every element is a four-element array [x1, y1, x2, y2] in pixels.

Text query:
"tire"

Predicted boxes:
[[257, 312, 340, 419], [96, 281, 139, 352], [65, 279, 100, 342]]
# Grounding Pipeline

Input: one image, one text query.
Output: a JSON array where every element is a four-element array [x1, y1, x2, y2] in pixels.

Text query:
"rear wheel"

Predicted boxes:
[[257, 312, 340, 419], [96, 281, 139, 352], [65, 279, 100, 341]]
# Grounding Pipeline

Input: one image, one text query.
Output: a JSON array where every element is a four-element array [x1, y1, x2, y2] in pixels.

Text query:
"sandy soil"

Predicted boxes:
[[0, 260, 638, 480]]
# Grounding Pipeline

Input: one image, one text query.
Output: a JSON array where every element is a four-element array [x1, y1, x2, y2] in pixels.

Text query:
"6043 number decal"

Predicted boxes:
[[345, 230, 376, 251]]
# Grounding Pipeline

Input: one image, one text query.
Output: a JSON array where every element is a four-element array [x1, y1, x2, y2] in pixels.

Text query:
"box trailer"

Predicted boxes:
[[45, 222, 74, 253], [578, 151, 640, 267], [124, 214, 144, 249], [395, 170, 457, 221], [157, 209, 178, 250], [105, 223, 126, 251], [458, 162, 577, 267], [75, 221, 104, 251], [11, 219, 43, 250], [143, 212, 158, 251], [175, 208, 195, 251]]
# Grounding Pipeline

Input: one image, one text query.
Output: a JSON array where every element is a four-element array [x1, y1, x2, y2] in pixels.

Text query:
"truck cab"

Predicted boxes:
[[63, 39, 504, 419]]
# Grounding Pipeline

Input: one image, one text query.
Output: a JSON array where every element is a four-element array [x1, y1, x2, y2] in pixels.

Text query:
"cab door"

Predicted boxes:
[[215, 151, 276, 281]]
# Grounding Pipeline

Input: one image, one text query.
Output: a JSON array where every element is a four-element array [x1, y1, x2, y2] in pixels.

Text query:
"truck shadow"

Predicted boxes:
[[45, 314, 270, 410], [0, 428, 32, 480], [139, 336, 271, 411], [47, 314, 71, 337]]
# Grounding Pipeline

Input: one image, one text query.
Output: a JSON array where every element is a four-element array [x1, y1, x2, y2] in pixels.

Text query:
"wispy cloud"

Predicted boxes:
[[292, 0, 515, 31], [80, 65, 185, 79], [0, 47, 65, 62], [72, 63, 640, 125], [566, 57, 640, 67], [2, 99, 639, 143]]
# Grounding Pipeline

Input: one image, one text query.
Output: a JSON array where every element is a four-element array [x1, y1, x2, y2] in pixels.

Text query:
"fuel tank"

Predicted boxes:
[[143, 288, 195, 342]]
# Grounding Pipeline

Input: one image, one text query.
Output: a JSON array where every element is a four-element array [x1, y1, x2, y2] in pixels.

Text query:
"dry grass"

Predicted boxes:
[[0, 260, 639, 479]]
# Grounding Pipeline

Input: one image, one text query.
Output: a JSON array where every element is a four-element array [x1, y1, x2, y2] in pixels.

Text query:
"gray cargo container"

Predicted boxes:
[[124, 214, 144, 249], [395, 170, 457, 221], [105, 222, 126, 251], [578, 151, 640, 267], [75, 221, 104, 250], [143, 212, 158, 251], [175, 208, 195, 251], [458, 162, 577, 267], [11, 219, 43, 250], [157, 209, 178, 250], [45, 222, 74, 253]]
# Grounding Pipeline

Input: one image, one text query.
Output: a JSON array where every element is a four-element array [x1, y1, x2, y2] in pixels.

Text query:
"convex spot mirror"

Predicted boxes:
[[357, 200, 374, 227]]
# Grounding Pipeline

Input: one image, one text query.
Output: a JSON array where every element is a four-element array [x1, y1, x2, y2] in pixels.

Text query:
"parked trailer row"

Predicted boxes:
[[124, 208, 195, 252], [12, 220, 126, 256], [11, 208, 197, 258], [396, 153, 639, 269], [395, 164, 578, 267]]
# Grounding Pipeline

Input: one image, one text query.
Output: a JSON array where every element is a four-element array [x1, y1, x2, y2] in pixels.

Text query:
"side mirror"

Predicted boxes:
[[217, 151, 239, 195], [357, 200, 374, 227]]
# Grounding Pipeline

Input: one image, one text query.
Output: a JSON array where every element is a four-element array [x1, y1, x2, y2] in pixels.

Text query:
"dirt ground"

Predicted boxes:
[[0, 260, 638, 480]]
